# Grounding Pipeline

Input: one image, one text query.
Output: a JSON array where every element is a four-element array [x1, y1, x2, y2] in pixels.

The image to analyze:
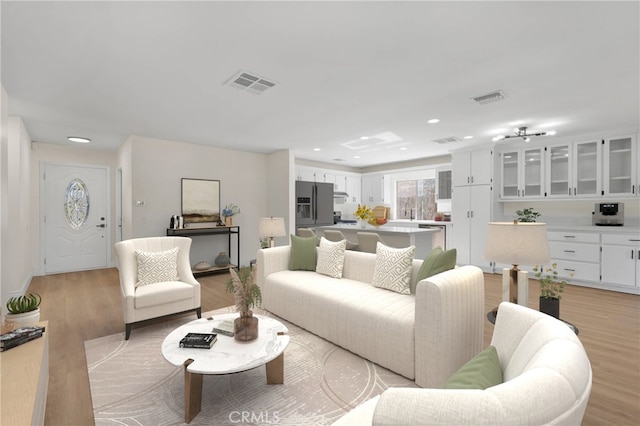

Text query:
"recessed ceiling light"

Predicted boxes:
[[463, 135, 474, 139], [360, 136, 370, 140], [68, 136, 91, 143], [427, 118, 440, 124], [313, 148, 321, 151], [400, 147, 408, 150], [354, 155, 360, 159]]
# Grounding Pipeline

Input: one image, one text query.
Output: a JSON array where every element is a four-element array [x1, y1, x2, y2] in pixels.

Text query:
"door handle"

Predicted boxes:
[[96, 224, 106, 228]]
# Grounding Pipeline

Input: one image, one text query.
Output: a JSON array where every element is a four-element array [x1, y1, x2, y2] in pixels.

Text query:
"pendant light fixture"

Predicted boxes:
[[492, 126, 556, 142]]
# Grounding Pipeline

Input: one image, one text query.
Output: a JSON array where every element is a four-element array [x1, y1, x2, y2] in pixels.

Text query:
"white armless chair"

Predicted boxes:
[[114, 236, 201, 340], [323, 229, 359, 250]]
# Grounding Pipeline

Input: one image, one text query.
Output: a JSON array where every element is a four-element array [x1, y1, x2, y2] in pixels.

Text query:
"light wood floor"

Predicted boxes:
[[26, 269, 639, 425]]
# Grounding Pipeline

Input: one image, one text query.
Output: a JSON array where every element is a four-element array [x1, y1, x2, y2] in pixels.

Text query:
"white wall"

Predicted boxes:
[[0, 113, 34, 308], [267, 149, 295, 246], [123, 135, 292, 267]]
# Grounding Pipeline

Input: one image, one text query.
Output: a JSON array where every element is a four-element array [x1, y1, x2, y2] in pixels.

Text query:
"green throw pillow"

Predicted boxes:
[[444, 345, 503, 390], [289, 234, 317, 271], [416, 246, 457, 281]]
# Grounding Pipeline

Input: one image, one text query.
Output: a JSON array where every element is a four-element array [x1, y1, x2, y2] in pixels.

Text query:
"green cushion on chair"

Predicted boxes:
[[289, 234, 317, 271], [416, 246, 457, 281], [444, 345, 503, 390]]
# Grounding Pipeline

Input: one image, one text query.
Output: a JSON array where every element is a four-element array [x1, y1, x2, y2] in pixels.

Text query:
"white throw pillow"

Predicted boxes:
[[372, 243, 415, 294], [136, 247, 179, 287], [316, 237, 347, 278]]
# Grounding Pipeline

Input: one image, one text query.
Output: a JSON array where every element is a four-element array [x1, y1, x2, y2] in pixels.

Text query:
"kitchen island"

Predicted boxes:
[[313, 224, 439, 259]]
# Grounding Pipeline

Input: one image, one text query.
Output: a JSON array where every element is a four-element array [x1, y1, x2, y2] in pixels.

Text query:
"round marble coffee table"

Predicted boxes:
[[161, 313, 290, 423]]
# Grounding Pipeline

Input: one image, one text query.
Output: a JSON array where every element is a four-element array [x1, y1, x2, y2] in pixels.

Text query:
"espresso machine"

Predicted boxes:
[[592, 203, 624, 226]]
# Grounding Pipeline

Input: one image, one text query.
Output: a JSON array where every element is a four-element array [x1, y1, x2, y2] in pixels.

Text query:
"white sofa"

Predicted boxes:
[[257, 246, 485, 388], [333, 302, 593, 425]]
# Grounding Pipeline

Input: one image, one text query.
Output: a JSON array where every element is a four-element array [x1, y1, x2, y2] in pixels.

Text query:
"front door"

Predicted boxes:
[[43, 163, 109, 274]]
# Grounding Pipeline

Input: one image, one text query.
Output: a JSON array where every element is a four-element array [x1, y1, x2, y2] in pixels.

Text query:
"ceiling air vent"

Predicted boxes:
[[433, 136, 463, 144], [472, 90, 506, 105], [225, 71, 276, 95]]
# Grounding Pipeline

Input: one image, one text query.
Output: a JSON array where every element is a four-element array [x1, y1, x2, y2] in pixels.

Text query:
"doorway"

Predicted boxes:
[[42, 163, 109, 274]]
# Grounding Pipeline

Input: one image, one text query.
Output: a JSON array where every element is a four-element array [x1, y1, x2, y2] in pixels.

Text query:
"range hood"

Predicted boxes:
[[333, 191, 349, 198]]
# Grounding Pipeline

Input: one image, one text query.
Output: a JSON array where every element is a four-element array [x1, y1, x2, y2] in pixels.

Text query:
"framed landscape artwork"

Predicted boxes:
[[181, 178, 221, 225]]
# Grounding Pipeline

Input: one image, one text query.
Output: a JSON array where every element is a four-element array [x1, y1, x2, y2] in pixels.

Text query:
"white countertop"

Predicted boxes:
[[546, 225, 640, 234], [316, 224, 439, 234]]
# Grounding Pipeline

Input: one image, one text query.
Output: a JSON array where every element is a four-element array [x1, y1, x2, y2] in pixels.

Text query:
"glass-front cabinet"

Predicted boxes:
[[546, 144, 570, 197], [603, 135, 637, 196], [573, 140, 601, 197], [546, 140, 601, 198], [499, 147, 544, 199]]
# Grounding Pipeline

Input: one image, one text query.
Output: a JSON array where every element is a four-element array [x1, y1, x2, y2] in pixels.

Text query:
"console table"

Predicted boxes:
[[166, 226, 240, 274]]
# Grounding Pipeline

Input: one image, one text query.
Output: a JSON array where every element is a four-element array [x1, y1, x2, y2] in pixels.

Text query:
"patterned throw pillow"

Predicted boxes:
[[372, 243, 415, 294], [316, 237, 347, 278], [135, 247, 179, 287]]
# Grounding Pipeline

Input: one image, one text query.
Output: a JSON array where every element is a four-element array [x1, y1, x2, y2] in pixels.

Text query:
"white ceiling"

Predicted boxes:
[[2, 1, 639, 169]]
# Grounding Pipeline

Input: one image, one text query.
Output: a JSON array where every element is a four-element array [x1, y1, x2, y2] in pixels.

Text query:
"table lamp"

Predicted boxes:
[[259, 217, 286, 248], [484, 220, 550, 306]]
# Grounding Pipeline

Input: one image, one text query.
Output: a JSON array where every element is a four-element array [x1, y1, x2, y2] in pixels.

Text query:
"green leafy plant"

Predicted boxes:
[[6, 293, 41, 314], [227, 266, 262, 314], [516, 207, 541, 222], [534, 264, 568, 300]]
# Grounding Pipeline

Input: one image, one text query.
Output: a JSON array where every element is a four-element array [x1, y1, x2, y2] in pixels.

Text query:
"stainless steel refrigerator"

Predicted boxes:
[[295, 181, 334, 227]]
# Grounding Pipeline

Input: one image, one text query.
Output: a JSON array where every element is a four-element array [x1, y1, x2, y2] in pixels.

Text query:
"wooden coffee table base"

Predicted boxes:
[[183, 353, 285, 423]]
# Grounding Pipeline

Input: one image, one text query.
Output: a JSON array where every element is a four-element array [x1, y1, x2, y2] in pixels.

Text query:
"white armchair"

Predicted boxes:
[[334, 302, 592, 425], [114, 236, 201, 339]]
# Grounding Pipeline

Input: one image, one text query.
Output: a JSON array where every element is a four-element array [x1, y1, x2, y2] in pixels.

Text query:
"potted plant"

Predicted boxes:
[[5, 293, 42, 327], [516, 207, 541, 222], [222, 203, 240, 226], [533, 264, 568, 319], [226, 266, 261, 341], [354, 204, 373, 228]]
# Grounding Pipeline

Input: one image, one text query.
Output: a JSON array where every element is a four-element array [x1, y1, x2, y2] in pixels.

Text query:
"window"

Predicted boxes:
[[396, 178, 437, 220]]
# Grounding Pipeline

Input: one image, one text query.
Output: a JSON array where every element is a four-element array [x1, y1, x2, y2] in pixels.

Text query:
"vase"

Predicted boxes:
[[359, 219, 367, 228], [214, 251, 230, 267], [5, 308, 40, 328], [539, 297, 560, 319], [225, 217, 233, 226], [234, 311, 259, 341]]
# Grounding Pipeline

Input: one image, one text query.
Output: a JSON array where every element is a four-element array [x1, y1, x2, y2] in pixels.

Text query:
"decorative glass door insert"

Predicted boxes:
[[64, 178, 90, 229]]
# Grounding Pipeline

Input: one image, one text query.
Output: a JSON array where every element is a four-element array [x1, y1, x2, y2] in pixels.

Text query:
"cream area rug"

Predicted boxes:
[[85, 307, 417, 425]]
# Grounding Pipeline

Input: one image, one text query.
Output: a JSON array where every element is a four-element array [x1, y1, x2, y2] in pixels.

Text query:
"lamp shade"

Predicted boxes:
[[258, 217, 286, 238], [484, 222, 551, 266]]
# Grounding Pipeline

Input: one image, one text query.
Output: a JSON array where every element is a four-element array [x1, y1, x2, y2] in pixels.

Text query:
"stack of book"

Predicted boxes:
[[0, 325, 46, 352], [212, 319, 235, 337], [179, 332, 217, 349]]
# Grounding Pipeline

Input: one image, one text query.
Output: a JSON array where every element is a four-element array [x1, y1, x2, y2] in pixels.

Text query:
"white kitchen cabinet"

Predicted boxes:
[[603, 135, 637, 197], [346, 176, 361, 204], [296, 167, 317, 182], [361, 175, 384, 205], [450, 184, 492, 269], [499, 147, 544, 199], [452, 149, 492, 187], [573, 140, 602, 197], [545, 140, 601, 198], [601, 233, 640, 288], [334, 174, 347, 193], [547, 231, 601, 283]]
